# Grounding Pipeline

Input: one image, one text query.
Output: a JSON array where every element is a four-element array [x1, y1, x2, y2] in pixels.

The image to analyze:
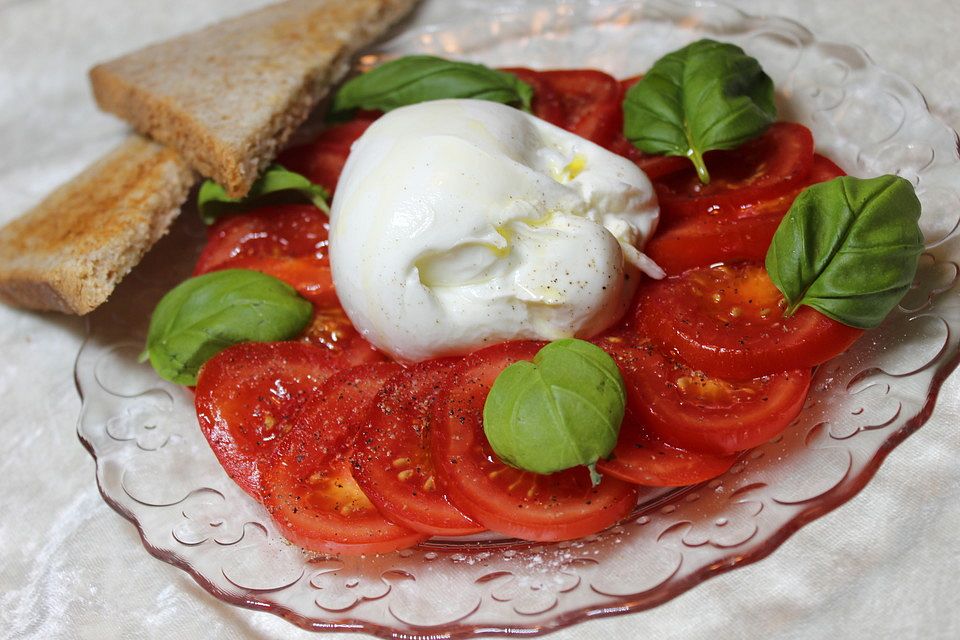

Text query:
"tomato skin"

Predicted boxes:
[[646, 154, 846, 275], [352, 359, 484, 536], [261, 362, 427, 555], [277, 118, 376, 194], [638, 263, 864, 380], [194, 341, 345, 497], [654, 122, 815, 219], [195, 204, 330, 276], [431, 342, 638, 542], [596, 332, 811, 457]]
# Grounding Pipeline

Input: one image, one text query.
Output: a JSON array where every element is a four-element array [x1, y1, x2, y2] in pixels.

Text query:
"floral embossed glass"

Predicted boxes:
[[75, 1, 960, 637]]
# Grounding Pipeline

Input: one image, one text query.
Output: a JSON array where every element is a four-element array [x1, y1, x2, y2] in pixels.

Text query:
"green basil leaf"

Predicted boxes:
[[483, 339, 626, 485], [331, 55, 533, 115], [623, 39, 776, 183], [144, 269, 313, 385], [766, 175, 924, 329], [198, 164, 329, 225]]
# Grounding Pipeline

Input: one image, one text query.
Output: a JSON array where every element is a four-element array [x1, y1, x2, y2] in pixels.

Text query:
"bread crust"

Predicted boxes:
[[90, 0, 420, 197], [0, 136, 196, 314]]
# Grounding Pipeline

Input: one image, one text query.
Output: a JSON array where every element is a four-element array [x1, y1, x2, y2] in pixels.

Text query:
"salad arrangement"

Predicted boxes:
[[142, 40, 922, 554]]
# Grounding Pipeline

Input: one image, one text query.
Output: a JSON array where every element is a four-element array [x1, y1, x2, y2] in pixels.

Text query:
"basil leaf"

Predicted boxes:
[[766, 175, 924, 329], [198, 164, 329, 225], [331, 55, 533, 115], [144, 269, 313, 385], [623, 39, 776, 183], [483, 339, 626, 485]]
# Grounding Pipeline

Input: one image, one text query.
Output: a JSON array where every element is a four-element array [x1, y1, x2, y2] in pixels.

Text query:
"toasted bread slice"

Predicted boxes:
[[90, 0, 420, 197], [0, 136, 196, 314]]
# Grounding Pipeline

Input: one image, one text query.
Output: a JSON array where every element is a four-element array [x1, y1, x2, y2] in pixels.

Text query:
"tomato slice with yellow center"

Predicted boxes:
[[431, 342, 638, 542], [645, 154, 846, 274], [262, 362, 427, 555], [352, 359, 484, 536], [194, 341, 345, 497], [653, 122, 815, 219], [637, 262, 863, 379], [596, 331, 811, 457], [194, 204, 383, 365]]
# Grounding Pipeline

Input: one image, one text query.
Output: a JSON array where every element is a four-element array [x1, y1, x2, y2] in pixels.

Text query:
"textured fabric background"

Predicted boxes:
[[1, 1, 958, 638]]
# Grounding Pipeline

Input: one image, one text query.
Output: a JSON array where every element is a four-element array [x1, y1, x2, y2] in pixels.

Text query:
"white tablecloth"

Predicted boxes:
[[1, 1, 958, 638]]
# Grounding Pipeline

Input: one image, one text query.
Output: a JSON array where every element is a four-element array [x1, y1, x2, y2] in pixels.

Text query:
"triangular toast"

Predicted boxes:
[[0, 137, 195, 314], [90, 0, 419, 197]]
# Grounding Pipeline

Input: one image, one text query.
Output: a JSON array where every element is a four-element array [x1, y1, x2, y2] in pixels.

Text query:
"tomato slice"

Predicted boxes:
[[511, 68, 686, 176], [194, 341, 344, 497], [431, 341, 639, 542], [653, 122, 815, 219], [194, 203, 383, 365], [277, 118, 375, 194], [499, 67, 564, 126], [262, 362, 427, 555], [286, 361, 404, 455], [299, 304, 385, 366], [194, 204, 329, 276], [597, 423, 735, 487], [646, 154, 846, 274], [535, 69, 623, 147], [638, 263, 864, 379], [199, 254, 383, 365], [208, 255, 335, 306], [596, 332, 811, 457], [604, 74, 690, 179], [608, 136, 691, 180], [352, 359, 484, 536]]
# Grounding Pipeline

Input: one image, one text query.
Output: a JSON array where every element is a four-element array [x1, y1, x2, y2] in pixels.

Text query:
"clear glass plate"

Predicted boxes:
[[75, 1, 960, 637]]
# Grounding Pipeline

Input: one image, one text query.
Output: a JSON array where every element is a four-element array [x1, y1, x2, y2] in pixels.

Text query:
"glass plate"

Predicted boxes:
[[75, 1, 960, 637]]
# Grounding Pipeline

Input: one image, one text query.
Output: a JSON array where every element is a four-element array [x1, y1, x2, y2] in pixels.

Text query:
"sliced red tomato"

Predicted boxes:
[[277, 118, 375, 194], [535, 69, 623, 147], [500, 67, 564, 126], [352, 359, 483, 536], [199, 255, 383, 365], [646, 154, 846, 274], [608, 136, 691, 180], [194, 203, 383, 364], [194, 204, 329, 275], [431, 341, 638, 542], [284, 361, 403, 457], [596, 332, 811, 457], [653, 122, 815, 219], [638, 262, 864, 380], [261, 362, 427, 555], [597, 422, 735, 487], [299, 305, 385, 366], [605, 74, 690, 179], [194, 341, 344, 497], [210, 256, 336, 306]]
